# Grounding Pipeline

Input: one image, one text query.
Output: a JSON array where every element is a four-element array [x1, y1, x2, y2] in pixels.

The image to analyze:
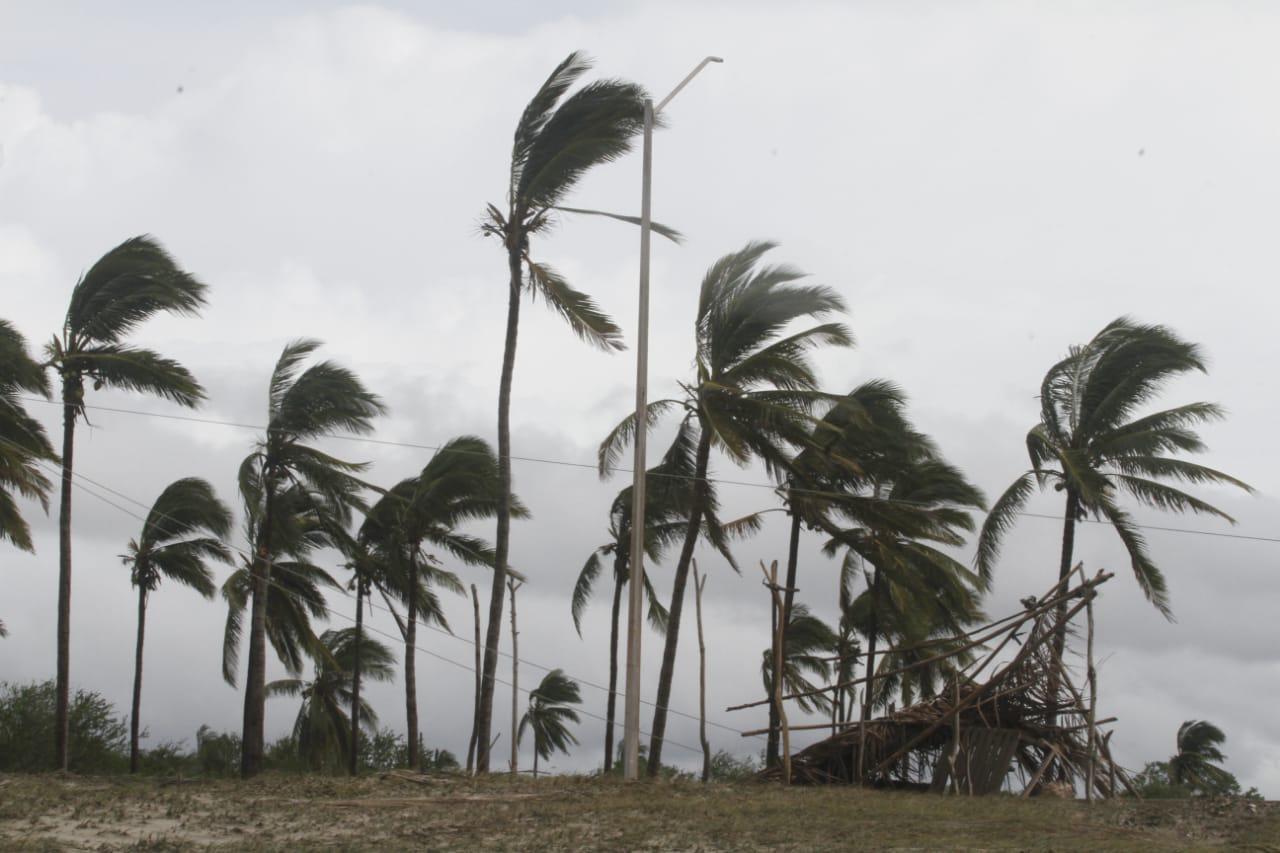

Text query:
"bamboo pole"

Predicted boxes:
[[693, 561, 711, 783]]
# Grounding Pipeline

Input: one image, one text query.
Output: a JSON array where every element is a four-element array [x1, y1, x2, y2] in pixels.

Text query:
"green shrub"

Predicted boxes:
[[0, 680, 128, 772]]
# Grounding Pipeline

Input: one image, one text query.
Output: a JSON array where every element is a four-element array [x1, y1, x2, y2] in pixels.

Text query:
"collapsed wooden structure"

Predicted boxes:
[[733, 567, 1135, 798]]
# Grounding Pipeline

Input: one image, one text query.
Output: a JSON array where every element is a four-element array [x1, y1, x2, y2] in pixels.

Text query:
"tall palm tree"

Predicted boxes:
[[44, 235, 208, 770], [267, 628, 396, 772], [759, 604, 837, 717], [0, 319, 58, 555], [518, 668, 582, 778], [474, 51, 673, 772], [1168, 719, 1233, 794], [121, 477, 232, 773], [976, 318, 1252, 649], [599, 242, 852, 773], [361, 436, 521, 769], [237, 339, 384, 777], [222, 483, 344, 686]]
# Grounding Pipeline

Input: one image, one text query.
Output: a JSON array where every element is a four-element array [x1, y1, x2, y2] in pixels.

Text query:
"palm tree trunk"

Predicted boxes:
[[694, 566, 710, 784], [348, 580, 364, 776], [477, 239, 523, 773], [862, 567, 881, 722], [533, 749, 538, 779], [55, 387, 77, 772], [509, 578, 519, 775], [129, 584, 147, 773], [405, 551, 419, 770], [768, 508, 803, 768], [466, 584, 480, 774], [646, 429, 712, 776], [241, 478, 275, 778], [603, 563, 624, 773], [1052, 488, 1080, 665]]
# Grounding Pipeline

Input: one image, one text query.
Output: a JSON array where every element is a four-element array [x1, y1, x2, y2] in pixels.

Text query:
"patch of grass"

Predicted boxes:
[[0, 772, 1275, 850]]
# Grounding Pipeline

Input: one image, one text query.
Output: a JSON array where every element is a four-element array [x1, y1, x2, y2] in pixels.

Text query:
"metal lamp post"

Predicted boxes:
[[623, 55, 723, 782]]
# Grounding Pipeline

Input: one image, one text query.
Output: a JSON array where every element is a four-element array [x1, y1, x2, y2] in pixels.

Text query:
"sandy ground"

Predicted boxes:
[[1, 772, 1277, 851]]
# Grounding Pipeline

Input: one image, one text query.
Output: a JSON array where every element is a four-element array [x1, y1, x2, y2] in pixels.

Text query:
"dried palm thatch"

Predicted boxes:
[[737, 568, 1134, 797]]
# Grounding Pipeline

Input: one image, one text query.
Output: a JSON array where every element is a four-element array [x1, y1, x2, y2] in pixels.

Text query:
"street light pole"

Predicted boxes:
[[623, 55, 722, 783]]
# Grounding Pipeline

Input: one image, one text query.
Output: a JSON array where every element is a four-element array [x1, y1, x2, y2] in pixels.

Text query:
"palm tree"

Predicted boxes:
[[976, 317, 1252, 652], [474, 51, 673, 772], [44, 235, 208, 770], [1168, 719, 1233, 794], [121, 477, 233, 772], [267, 628, 396, 772], [361, 436, 521, 769], [222, 483, 344, 685], [0, 319, 58, 555], [518, 669, 582, 777], [599, 242, 852, 773], [237, 339, 384, 777], [759, 604, 837, 717]]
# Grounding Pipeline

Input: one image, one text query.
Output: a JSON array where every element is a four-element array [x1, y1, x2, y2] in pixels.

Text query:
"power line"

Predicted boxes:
[[16, 446, 752, 749], [16, 394, 1279, 546]]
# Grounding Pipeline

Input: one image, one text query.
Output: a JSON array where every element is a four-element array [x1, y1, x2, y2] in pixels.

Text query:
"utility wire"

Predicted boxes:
[[15, 395, 1279, 546], [16, 446, 753, 749]]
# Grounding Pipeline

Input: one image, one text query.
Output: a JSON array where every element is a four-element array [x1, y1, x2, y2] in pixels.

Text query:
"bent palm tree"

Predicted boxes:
[[121, 477, 232, 772], [976, 318, 1252, 651], [599, 242, 852, 773], [237, 339, 384, 777], [45, 235, 207, 770], [475, 51, 672, 772], [0, 319, 58, 554], [518, 669, 582, 777], [361, 436, 520, 769], [267, 628, 395, 772], [1168, 719, 1233, 794]]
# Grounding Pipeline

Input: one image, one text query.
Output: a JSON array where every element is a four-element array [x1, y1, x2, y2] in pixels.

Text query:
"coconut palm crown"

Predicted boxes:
[[518, 668, 583, 777], [0, 319, 57, 553], [975, 317, 1252, 618]]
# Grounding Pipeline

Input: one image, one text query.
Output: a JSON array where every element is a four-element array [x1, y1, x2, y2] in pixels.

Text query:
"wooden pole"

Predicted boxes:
[[509, 578, 521, 776], [693, 561, 711, 783], [466, 584, 481, 775], [760, 561, 791, 785], [1085, 586, 1098, 803]]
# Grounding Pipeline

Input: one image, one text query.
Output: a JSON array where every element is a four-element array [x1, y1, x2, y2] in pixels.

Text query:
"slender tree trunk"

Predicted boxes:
[[477, 238, 524, 773], [647, 430, 712, 776], [533, 749, 538, 779], [129, 584, 147, 773], [241, 476, 275, 778], [768, 508, 803, 768], [604, 566, 624, 773], [862, 567, 881, 722], [1052, 488, 1080, 666], [509, 578, 520, 775], [693, 564, 710, 783], [55, 385, 77, 771], [405, 551, 419, 770], [466, 584, 480, 774], [348, 580, 364, 776]]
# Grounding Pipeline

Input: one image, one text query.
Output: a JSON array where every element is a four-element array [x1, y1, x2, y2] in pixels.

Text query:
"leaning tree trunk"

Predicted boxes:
[[477, 237, 524, 773], [1052, 488, 1080, 666], [129, 584, 148, 773], [466, 584, 481, 774], [405, 550, 420, 770], [768, 508, 803, 768], [241, 477, 275, 778], [646, 430, 712, 776], [348, 580, 365, 776], [55, 384, 77, 771], [603, 559, 625, 773], [693, 564, 710, 783]]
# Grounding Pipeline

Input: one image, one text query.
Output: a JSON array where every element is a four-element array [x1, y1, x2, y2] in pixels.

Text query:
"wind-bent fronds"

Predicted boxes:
[[975, 317, 1252, 616], [123, 478, 233, 596], [1169, 719, 1233, 793], [0, 319, 57, 551], [519, 669, 582, 769], [760, 605, 838, 715]]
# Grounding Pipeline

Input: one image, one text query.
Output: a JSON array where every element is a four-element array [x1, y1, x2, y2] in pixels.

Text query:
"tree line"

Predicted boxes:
[[0, 50, 1253, 781]]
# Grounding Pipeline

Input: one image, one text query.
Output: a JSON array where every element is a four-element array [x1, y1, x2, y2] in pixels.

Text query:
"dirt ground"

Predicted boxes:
[[0, 772, 1277, 851]]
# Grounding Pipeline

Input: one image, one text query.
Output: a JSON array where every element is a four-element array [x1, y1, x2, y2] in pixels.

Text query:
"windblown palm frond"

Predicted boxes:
[[975, 317, 1252, 618], [519, 668, 582, 773], [0, 319, 57, 551]]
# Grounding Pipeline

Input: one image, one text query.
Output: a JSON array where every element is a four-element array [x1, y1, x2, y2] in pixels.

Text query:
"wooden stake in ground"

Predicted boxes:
[[760, 561, 791, 785], [508, 577, 522, 775], [693, 561, 711, 783], [466, 584, 481, 775]]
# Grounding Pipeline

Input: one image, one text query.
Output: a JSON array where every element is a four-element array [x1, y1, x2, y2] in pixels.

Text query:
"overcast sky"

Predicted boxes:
[[2, 1, 1278, 792]]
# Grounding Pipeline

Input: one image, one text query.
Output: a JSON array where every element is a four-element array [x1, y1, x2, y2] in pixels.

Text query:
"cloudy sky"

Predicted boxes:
[[2, 1, 1278, 791]]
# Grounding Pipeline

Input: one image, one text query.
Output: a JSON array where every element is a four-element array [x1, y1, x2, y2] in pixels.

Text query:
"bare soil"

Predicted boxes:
[[0, 772, 1276, 851]]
